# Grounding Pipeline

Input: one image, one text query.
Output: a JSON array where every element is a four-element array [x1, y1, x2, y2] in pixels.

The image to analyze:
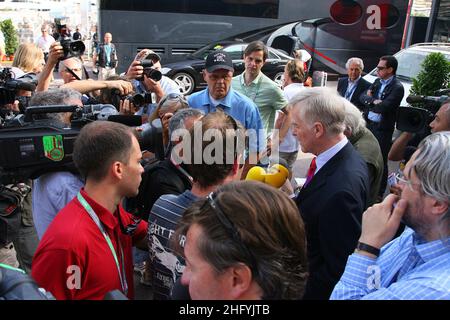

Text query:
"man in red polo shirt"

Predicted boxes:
[[32, 121, 147, 300]]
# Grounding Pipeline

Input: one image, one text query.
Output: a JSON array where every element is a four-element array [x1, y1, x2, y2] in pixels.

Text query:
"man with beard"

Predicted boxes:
[[331, 132, 450, 299]]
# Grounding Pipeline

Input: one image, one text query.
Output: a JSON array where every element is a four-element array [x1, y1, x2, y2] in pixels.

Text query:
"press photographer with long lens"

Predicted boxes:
[[123, 49, 180, 121]]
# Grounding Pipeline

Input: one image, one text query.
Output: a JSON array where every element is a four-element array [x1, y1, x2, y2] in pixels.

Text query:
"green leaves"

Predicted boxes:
[[0, 19, 19, 56], [410, 52, 450, 97]]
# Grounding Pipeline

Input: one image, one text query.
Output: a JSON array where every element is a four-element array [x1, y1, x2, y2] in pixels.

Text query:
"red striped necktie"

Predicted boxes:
[[303, 157, 317, 187]]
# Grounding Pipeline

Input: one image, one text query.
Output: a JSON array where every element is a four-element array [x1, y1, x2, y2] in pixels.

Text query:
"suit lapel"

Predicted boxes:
[[298, 143, 351, 199]]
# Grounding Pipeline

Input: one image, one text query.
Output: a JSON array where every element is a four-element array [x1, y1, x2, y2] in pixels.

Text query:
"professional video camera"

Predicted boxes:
[[0, 68, 38, 111], [137, 59, 162, 82], [0, 104, 164, 185], [396, 89, 449, 133]]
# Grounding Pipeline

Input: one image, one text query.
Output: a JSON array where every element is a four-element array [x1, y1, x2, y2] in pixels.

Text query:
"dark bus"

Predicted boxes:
[[99, 0, 408, 74], [267, 0, 409, 75], [99, 0, 374, 72]]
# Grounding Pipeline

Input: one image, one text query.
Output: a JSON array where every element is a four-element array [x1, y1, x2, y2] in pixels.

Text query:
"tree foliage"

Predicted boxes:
[[410, 52, 450, 97], [0, 19, 19, 56]]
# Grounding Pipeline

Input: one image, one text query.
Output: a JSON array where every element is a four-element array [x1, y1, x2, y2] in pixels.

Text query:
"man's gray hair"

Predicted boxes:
[[345, 57, 364, 71], [30, 88, 82, 106], [29, 88, 82, 123], [290, 87, 346, 135], [343, 100, 366, 136], [413, 131, 450, 215], [168, 108, 204, 135]]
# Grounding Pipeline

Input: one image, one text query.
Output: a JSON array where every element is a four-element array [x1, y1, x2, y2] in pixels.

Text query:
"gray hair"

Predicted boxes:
[[413, 131, 450, 222], [168, 108, 204, 135], [290, 87, 346, 135], [342, 100, 366, 136], [30, 88, 82, 106], [29, 88, 82, 123], [345, 57, 364, 71]]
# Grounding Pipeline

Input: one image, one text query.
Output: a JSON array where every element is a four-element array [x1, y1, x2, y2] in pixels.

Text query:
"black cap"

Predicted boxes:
[[205, 50, 234, 73]]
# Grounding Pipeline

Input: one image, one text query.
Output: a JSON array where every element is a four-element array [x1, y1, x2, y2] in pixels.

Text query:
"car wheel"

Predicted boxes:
[[173, 72, 195, 95], [273, 72, 284, 88]]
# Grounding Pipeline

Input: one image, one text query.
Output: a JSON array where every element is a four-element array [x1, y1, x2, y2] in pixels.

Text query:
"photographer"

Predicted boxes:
[[388, 99, 450, 163], [124, 49, 180, 118], [28, 89, 85, 239]]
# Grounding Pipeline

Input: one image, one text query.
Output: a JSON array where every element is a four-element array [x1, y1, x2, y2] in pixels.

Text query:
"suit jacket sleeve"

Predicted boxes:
[[359, 80, 379, 106], [370, 82, 404, 114], [304, 191, 363, 299]]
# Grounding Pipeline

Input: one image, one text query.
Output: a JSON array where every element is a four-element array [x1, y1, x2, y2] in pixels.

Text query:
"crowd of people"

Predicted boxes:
[[0, 29, 449, 301]]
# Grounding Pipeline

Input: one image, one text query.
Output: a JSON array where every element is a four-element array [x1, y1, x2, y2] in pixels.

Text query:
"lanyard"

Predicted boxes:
[[77, 193, 128, 295]]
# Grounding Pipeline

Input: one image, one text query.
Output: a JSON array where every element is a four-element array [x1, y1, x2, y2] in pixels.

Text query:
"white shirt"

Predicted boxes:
[[315, 137, 348, 174], [36, 34, 55, 53], [279, 83, 304, 152]]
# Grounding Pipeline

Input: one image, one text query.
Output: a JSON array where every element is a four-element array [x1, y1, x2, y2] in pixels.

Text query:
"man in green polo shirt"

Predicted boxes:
[[232, 41, 288, 136]]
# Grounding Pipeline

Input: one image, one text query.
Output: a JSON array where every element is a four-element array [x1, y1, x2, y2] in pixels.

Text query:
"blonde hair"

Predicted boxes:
[[12, 44, 44, 73]]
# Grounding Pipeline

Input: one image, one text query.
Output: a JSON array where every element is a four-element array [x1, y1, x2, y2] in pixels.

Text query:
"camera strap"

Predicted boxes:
[[65, 67, 81, 81], [76, 192, 128, 296]]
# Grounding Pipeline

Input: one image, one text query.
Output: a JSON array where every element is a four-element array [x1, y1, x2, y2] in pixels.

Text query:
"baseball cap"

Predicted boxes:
[[205, 50, 234, 73], [134, 49, 161, 62]]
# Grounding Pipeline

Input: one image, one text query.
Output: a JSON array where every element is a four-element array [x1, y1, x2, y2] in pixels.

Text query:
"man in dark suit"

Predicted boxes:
[[337, 57, 371, 111], [360, 55, 404, 198], [291, 87, 369, 300]]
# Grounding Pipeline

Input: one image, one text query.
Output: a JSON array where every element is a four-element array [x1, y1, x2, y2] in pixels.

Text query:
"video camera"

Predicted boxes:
[[0, 68, 38, 109], [0, 104, 164, 185], [137, 59, 162, 82], [396, 90, 449, 133]]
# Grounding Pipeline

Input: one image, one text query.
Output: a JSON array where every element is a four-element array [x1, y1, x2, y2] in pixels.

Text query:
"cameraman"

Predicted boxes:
[[388, 99, 450, 163], [28, 88, 84, 239], [124, 50, 180, 119]]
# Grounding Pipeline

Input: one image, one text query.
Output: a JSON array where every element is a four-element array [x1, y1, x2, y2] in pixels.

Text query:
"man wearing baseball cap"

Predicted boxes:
[[188, 50, 265, 160]]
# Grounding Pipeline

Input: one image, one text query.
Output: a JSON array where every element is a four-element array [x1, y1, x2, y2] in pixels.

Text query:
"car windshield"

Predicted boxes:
[[370, 48, 450, 82]]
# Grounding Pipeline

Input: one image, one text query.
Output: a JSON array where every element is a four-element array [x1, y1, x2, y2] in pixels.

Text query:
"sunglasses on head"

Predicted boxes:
[[205, 192, 258, 273]]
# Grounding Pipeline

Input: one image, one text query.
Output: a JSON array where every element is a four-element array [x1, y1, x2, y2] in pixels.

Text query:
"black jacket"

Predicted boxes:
[[337, 76, 371, 111], [360, 76, 404, 133], [296, 142, 369, 300]]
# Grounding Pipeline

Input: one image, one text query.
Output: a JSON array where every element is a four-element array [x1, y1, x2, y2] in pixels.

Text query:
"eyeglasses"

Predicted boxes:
[[395, 171, 420, 191], [206, 192, 258, 273], [376, 66, 388, 71], [159, 93, 187, 109]]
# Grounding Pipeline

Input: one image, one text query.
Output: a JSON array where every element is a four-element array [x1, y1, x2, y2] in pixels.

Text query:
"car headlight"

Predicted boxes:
[[160, 67, 172, 75]]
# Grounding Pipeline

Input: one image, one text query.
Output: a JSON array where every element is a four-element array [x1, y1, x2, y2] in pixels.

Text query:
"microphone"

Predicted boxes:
[[406, 95, 448, 104], [107, 115, 142, 127], [246, 164, 289, 188]]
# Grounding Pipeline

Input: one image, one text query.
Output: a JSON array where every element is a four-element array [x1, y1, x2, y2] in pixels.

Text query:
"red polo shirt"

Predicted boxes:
[[31, 189, 147, 300]]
